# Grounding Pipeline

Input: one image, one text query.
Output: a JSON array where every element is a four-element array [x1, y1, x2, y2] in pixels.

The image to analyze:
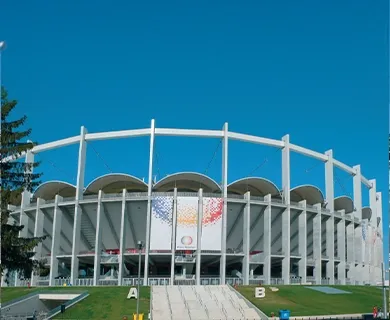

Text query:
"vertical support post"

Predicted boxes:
[[242, 191, 251, 285], [170, 188, 178, 285], [369, 180, 377, 269], [220, 122, 228, 284], [281, 134, 291, 285], [376, 192, 383, 271], [298, 200, 307, 284], [31, 198, 45, 286], [144, 119, 155, 283], [346, 220, 355, 282], [118, 189, 127, 286], [325, 150, 335, 285], [263, 194, 272, 285], [353, 165, 363, 284], [93, 190, 104, 286], [70, 126, 87, 285], [337, 210, 346, 285], [313, 203, 322, 284], [49, 195, 63, 287], [196, 188, 203, 285]]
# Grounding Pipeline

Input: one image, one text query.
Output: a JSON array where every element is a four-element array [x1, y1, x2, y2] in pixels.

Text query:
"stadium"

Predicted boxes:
[[2, 120, 384, 288]]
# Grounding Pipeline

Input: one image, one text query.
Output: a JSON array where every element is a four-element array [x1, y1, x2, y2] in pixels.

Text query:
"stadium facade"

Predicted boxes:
[[2, 120, 384, 287]]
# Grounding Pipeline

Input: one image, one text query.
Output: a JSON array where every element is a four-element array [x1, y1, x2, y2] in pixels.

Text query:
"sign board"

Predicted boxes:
[[255, 287, 265, 298], [127, 287, 138, 299]]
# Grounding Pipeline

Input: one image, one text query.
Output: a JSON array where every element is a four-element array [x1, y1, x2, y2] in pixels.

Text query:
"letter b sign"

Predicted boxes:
[[255, 287, 265, 298]]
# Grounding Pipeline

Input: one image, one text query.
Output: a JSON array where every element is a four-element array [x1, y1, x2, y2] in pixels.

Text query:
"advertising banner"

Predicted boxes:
[[150, 196, 173, 250], [201, 197, 223, 251], [176, 197, 198, 250]]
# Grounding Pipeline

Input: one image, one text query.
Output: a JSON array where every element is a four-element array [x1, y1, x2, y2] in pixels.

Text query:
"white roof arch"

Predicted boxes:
[[84, 173, 148, 194], [227, 177, 280, 197], [154, 172, 221, 193], [334, 196, 354, 214], [33, 180, 76, 200], [362, 207, 372, 221], [290, 184, 324, 206]]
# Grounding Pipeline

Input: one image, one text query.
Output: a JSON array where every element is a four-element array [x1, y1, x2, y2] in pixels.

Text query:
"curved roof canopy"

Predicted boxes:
[[227, 177, 280, 197], [290, 185, 324, 206], [334, 196, 354, 214], [154, 172, 221, 193], [33, 181, 76, 200], [84, 173, 148, 195], [362, 207, 372, 221]]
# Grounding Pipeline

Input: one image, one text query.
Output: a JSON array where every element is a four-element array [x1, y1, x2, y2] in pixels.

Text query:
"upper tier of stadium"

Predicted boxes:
[[25, 172, 375, 222]]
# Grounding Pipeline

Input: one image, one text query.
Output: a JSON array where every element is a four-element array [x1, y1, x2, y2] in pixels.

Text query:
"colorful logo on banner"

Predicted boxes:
[[181, 236, 193, 245], [178, 198, 223, 226]]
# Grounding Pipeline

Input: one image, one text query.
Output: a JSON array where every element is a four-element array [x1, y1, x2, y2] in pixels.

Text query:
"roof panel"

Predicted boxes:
[[227, 177, 280, 197], [84, 173, 147, 194], [33, 181, 76, 200], [334, 196, 354, 214], [290, 184, 324, 206], [154, 172, 220, 192]]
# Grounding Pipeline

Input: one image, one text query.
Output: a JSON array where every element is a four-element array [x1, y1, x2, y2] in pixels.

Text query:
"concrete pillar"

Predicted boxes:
[[70, 126, 87, 285], [242, 191, 251, 285], [49, 195, 63, 286], [93, 191, 103, 286], [220, 122, 228, 285], [118, 189, 127, 286], [31, 198, 45, 286], [170, 188, 178, 285], [196, 189, 203, 285], [313, 204, 322, 284], [346, 219, 355, 282], [337, 210, 346, 285], [298, 200, 307, 284], [281, 134, 291, 285], [325, 150, 335, 285], [263, 194, 272, 285], [144, 119, 155, 283]]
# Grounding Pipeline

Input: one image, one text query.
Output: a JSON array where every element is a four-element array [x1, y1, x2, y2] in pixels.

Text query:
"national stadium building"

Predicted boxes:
[[2, 120, 384, 287]]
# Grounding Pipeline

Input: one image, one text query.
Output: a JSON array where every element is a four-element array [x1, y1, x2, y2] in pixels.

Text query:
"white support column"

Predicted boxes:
[[324, 150, 335, 284], [369, 179, 377, 269], [298, 200, 307, 284], [353, 165, 363, 284], [242, 191, 251, 285], [346, 219, 355, 282], [196, 189, 203, 285], [263, 194, 272, 285], [49, 195, 63, 287], [144, 119, 155, 283], [337, 210, 346, 285], [93, 190, 104, 286], [118, 189, 127, 286], [220, 122, 228, 285], [313, 203, 322, 284], [281, 134, 291, 285], [31, 198, 45, 286], [170, 188, 178, 285], [376, 192, 383, 269], [70, 126, 87, 285]]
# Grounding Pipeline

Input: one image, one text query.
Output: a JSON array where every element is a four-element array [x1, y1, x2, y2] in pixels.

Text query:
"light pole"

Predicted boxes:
[[136, 240, 143, 320]]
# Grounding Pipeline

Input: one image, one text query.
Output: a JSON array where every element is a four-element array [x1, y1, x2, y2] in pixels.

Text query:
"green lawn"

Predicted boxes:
[[237, 285, 383, 317], [2, 286, 150, 320]]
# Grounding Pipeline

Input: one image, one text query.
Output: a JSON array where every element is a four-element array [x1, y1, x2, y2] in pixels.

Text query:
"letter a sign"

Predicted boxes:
[[127, 287, 138, 299]]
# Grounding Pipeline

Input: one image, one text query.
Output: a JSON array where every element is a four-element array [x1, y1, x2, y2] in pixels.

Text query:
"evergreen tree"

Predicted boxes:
[[1, 87, 46, 280]]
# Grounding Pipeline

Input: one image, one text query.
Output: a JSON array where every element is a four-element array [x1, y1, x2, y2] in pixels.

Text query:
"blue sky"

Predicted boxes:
[[1, 1, 388, 266]]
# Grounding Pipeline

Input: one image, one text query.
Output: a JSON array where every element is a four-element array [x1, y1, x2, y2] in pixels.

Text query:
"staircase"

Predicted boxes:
[[151, 285, 261, 320]]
